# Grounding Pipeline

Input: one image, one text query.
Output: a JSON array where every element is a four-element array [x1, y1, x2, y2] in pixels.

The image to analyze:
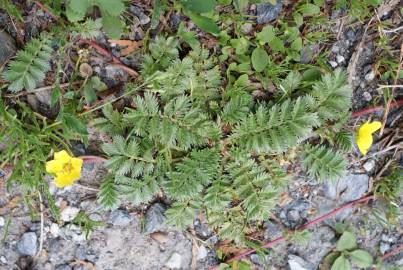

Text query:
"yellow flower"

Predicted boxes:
[[46, 150, 83, 188], [356, 121, 382, 156]]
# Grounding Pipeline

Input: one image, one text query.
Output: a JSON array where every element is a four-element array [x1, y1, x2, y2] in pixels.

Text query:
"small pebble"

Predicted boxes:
[[331, 45, 339, 53], [0, 216, 5, 227], [336, 55, 345, 63], [108, 210, 132, 226], [17, 232, 38, 256], [363, 92, 372, 102], [61, 207, 80, 222], [50, 223, 60, 238], [165, 252, 182, 269], [329, 61, 338, 68], [197, 246, 208, 261], [363, 159, 375, 172], [240, 23, 253, 35], [365, 71, 375, 81], [380, 242, 390, 254], [0, 256, 7, 264]]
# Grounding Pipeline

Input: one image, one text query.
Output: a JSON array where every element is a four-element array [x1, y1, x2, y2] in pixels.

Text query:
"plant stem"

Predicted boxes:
[[209, 195, 374, 269]]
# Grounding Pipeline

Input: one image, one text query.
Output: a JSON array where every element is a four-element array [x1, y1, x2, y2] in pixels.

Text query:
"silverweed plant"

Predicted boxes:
[[95, 36, 353, 244]]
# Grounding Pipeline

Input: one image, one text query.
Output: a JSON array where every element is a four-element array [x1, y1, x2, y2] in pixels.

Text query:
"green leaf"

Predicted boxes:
[[184, 0, 216, 13], [63, 114, 88, 135], [323, 252, 341, 268], [256, 25, 275, 45], [291, 37, 302, 51], [96, 0, 125, 17], [187, 11, 219, 35], [150, 0, 162, 29], [293, 12, 303, 26], [350, 250, 373, 268], [302, 68, 321, 81], [83, 85, 97, 104], [50, 86, 61, 108], [331, 256, 351, 270], [66, 0, 91, 21], [337, 231, 357, 251], [233, 0, 248, 13], [101, 14, 123, 38], [301, 3, 320, 16], [268, 36, 284, 53], [251, 47, 270, 72]]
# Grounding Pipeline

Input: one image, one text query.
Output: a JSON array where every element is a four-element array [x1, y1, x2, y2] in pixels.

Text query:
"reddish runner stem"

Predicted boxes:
[[381, 244, 403, 260], [210, 195, 374, 269], [352, 99, 403, 118], [34, 1, 59, 21]]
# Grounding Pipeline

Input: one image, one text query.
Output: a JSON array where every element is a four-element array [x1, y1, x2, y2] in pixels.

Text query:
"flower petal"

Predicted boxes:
[[71, 158, 83, 171], [54, 150, 71, 163], [356, 121, 381, 156], [356, 135, 373, 156], [358, 121, 382, 136], [54, 173, 75, 188], [46, 160, 63, 174]]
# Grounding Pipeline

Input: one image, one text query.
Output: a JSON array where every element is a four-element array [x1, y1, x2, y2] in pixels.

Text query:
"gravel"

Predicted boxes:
[[288, 255, 315, 270], [279, 200, 310, 228], [129, 5, 150, 25], [197, 245, 208, 261], [144, 203, 167, 234], [107, 210, 133, 226], [255, 1, 283, 24], [322, 174, 369, 203], [17, 232, 38, 256], [0, 30, 16, 66], [61, 206, 80, 222], [165, 252, 183, 269], [363, 159, 376, 172]]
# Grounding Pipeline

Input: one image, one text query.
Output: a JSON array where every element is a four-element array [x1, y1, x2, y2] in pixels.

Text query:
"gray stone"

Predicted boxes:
[[363, 92, 372, 102], [293, 226, 335, 268], [315, 198, 352, 225], [194, 219, 213, 239], [55, 264, 72, 270], [264, 221, 282, 241], [329, 61, 338, 68], [129, 5, 150, 25], [0, 216, 4, 227], [380, 242, 390, 254], [0, 256, 7, 264], [89, 213, 103, 222], [250, 254, 267, 266], [300, 44, 319, 64], [279, 200, 310, 228], [206, 235, 219, 245], [346, 30, 357, 42], [365, 71, 375, 81], [108, 210, 132, 226], [165, 252, 182, 269], [322, 174, 369, 203], [0, 31, 16, 66], [363, 159, 376, 172], [75, 245, 87, 260], [336, 55, 345, 64], [144, 203, 167, 234], [17, 232, 38, 256], [197, 246, 208, 261], [240, 23, 253, 35], [288, 255, 315, 270], [61, 206, 80, 222], [256, 1, 283, 24], [49, 223, 60, 238]]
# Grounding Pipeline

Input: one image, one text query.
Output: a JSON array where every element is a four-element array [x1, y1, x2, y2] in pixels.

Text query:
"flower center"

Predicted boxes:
[[62, 161, 74, 174]]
